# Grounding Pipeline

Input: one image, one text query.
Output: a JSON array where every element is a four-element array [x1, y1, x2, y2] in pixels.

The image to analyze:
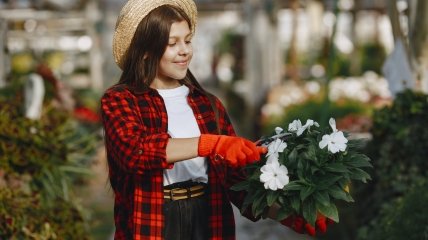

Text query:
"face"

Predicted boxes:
[[154, 20, 193, 88]]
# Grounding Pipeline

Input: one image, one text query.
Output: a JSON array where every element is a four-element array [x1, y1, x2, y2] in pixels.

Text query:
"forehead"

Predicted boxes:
[[169, 20, 191, 37]]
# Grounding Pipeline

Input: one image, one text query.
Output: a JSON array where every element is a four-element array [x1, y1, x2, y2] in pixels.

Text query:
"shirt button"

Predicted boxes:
[[197, 115, 202, 119], [137, 150, 143, 155]]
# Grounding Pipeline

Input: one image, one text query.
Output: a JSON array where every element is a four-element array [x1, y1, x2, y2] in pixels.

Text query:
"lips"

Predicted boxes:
[[174, 60, 188, 66]]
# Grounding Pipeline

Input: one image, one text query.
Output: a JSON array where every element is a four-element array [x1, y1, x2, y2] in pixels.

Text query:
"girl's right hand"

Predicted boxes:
[[198, 134, 267, 167]]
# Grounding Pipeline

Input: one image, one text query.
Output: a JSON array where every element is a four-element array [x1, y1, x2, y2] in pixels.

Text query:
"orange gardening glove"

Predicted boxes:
[[198, 134, 267, 167], [280, 214, 334, 236]]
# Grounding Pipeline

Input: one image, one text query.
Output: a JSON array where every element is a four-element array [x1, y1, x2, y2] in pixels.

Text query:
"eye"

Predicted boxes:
[[185, 40, 192, 44], [168, 42, 176, 46]]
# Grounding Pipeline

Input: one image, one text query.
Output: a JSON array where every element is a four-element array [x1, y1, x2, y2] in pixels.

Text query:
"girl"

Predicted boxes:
[[101, 0, 267, 239]]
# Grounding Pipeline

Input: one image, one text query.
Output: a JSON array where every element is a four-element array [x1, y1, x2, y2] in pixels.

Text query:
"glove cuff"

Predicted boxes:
[[198, 134, 220, 157]]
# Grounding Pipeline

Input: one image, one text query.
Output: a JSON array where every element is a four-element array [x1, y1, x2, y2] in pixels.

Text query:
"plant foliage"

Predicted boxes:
[[0, 91, 99, 238]]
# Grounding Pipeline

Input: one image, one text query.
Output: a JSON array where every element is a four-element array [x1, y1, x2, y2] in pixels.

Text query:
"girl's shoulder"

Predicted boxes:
[[101, 84, 136, 104], [104, 83, 129, 95]]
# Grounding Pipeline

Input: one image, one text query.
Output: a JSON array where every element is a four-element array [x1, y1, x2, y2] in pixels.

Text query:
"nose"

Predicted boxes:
[[178, 42, 191, 55]]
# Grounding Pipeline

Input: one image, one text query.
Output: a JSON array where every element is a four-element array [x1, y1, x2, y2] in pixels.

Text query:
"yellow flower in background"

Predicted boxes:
[[11, 53, 34, 74], [45, 52, 65, 71]]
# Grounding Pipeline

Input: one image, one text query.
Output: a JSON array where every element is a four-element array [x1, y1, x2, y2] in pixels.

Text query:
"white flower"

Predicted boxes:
[[305, 119, 320, 128], [297, 119, 319, 136], [260, 161, 289, 191], [288, 119, 303, 132], [266, 154, 279, 164], [267, 138, 287, 158], [329, 118, 338, 132], [275, 127, 283, 134], [319, 131, 348, 153]]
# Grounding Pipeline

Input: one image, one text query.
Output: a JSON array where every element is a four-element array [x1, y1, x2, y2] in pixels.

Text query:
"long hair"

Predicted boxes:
[[118, 5, 203, 92]]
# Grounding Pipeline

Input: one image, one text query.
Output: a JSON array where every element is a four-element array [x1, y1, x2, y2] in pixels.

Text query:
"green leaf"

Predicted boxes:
[[290, 195, 301, 212], [283, 181, 303, 191], [349, 168, 371, 183], [302, 199, 317, 226], [317, 175, 342, 190], [241, 189, 258, 212], [59, 165, 93, 175], [267, 191, 280, 207], [230, 181, 250, 192], [314, 191, 330, 206], [251, 191, 267, 217], [317, 202, 339, 223], [345, 154, 372, 168], [307, 144, 317, 160], [250, 170, 262, 181], [297, 157, 304, 174], [295, 144, 305, 150], [345, 192, 354, 202], [310, 165, 319, 174], [328, 185, 352, 202], [276, 206, 294, 221], [300, 186, 315, 201], [324, 163, 349, 173], [288, 148, 298, 164]]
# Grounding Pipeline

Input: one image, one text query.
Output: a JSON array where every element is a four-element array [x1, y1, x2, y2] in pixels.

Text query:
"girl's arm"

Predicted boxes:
[[165, 138, 199, 163]]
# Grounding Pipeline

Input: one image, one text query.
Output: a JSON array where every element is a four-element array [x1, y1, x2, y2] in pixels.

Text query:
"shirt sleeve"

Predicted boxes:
[[101, 89, 173, 174], [214, 96, 261, 222]]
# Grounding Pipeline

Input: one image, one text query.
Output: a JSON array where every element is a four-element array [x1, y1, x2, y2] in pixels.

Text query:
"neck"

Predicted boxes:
[[150, 79, 181, 89]]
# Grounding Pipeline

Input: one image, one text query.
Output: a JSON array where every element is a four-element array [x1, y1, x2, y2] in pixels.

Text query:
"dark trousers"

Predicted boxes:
[[163, 182, 209, 240]]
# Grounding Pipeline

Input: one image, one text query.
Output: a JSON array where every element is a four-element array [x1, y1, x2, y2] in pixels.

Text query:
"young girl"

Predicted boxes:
[[101, 0, 267, 239]]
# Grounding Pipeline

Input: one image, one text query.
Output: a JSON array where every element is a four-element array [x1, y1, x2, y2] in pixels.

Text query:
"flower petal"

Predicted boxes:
[[264, 182, 270, 190], [329, 118, 337, 132], [266, 154, 279, 164], [288, 119, 302, 132], [277, 174, 289, 186], [328, 143, 339, 153], [269, 180, 278, 191], [260, 172, 273, 182], [319, 135, 330, 149], [296, 126, 307, 136]]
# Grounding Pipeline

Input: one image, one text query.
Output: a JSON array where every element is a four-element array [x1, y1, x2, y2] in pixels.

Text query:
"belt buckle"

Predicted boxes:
[[169, 189, 176, 201]]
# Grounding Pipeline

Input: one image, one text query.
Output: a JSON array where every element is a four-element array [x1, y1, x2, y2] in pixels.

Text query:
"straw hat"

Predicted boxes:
[[113, 0, 198, 69]]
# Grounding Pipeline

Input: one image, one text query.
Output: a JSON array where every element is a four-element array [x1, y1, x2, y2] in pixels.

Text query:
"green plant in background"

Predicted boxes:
[[358, 42, 387, 75], [0, 187, 88, 239], [0, 98, 96, 202], [357, 179, 428, 240], [353, 90, 428, 239], [0, 82, 100, 238]]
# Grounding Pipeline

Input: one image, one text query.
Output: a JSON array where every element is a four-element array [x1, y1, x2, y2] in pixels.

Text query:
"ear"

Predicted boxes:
[[143, 53, 148, 60]]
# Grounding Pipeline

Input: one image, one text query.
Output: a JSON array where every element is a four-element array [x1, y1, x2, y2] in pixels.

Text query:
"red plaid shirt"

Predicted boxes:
[[101, 83, 257, 240]]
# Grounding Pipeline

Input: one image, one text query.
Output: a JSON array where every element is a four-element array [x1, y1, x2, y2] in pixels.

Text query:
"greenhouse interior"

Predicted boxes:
[[1, 0, 427, 239]]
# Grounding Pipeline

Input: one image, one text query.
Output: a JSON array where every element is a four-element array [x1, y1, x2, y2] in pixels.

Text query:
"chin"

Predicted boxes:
[[174, 72, 188, 80]]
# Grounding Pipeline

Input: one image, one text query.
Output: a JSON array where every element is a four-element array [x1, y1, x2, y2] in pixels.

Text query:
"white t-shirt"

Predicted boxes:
[[157, 85, 208, 185]]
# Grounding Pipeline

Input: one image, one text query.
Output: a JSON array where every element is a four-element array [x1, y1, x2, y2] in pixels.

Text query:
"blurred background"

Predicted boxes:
[[1, 0, 427, 239]]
